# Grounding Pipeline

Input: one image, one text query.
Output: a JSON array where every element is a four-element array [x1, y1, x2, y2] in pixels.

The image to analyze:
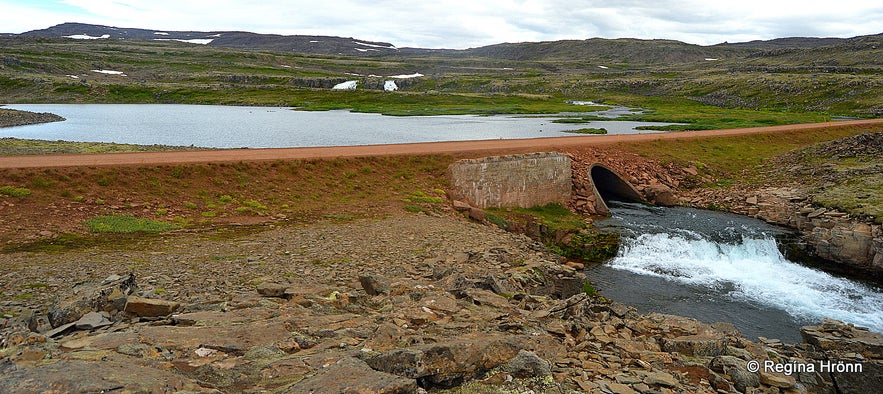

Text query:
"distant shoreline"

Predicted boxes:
[[0, 107, 65, 128]]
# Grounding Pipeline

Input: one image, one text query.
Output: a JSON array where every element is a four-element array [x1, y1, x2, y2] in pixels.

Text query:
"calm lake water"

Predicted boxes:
[[2, 104, 673, 148]]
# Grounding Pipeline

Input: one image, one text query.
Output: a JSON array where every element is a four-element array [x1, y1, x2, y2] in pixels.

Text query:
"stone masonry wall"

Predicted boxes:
[[448, 153, 572, 209]]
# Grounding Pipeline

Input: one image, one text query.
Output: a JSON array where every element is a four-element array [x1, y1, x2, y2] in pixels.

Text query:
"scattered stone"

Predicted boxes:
[[642, 370, 679, 387], [256, 282, 287, 298], [501, 350, 552, 379], [124, 296, 179, 317], [290, 357, 417, 394], [74, 311, 112, 330], [660, 335, 729, 357], [47, 274, 136, 328], [358, 274, 391, 296], [365, 337, 521, 387]]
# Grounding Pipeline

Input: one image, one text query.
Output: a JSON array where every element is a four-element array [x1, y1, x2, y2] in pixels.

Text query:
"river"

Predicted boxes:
[[0, 104, 674, 148], [588, 202, 883, 343]]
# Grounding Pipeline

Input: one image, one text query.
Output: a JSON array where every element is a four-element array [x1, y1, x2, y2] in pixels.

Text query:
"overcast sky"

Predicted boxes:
[[2, 0, 882, 48]]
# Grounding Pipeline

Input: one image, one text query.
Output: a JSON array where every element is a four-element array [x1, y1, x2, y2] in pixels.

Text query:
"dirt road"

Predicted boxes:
[[2, 119, 881, 169]]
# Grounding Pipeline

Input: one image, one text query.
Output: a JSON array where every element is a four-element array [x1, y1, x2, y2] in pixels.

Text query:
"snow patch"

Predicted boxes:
[[153, 32, 169, 36], [388, 73, 423, 79], [154, 38, 214, 45], [332, 80, 358, 90], [353, 40, 397, 50], [384, 80, 398, 91], [355, 48, 376, 52], [64, 34, 110, 40], [280, 65, 291, 68], [309, 40, 319, 43], [597, 65, 609, 69], [209, 34, 222, 37], [705, 58, 719, 61], [66, 75, 79, 79], [92, 69, 126, 76], [567, 100, 599, 106]]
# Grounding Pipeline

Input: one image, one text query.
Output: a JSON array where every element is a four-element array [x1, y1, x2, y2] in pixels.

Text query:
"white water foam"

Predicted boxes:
[[609, 232, 883, 334]]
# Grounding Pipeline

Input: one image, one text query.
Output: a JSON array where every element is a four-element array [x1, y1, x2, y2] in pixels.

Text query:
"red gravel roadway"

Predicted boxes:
[[2, 119, 882, 169]]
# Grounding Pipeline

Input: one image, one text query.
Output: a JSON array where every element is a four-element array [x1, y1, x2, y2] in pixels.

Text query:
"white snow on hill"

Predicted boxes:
[[64, 34, 109, 40], [384, 80, 398, 91], [388, 73, 423, 79], [353, 40, 397, 50], [332, 80, 358, 90], [154, 38, 214, 45], [92, 69, 126, 76]]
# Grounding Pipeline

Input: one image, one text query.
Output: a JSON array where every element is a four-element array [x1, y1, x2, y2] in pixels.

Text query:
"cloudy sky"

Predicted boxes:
[[2, 0, 882, 48]]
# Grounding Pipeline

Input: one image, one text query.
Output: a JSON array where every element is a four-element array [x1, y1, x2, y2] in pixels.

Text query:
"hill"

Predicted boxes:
[[20, 22, 401, 56], [2, 23, 882, 118]]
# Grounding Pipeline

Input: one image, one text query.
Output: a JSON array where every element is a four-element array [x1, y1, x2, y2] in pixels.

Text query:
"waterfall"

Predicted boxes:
[[595, 202, 883, 336]]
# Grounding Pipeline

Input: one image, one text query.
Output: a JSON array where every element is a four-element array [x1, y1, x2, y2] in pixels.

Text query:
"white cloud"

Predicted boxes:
[[3, 0, 881, 48]]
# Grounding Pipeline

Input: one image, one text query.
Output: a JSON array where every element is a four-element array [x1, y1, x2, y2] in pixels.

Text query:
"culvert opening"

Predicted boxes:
[[589, 164, 643, 214]]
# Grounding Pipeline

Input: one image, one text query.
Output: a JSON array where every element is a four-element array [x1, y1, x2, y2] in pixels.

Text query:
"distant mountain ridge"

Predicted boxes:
[[15, 22, 883, 64], [19, 22, 401, 56]]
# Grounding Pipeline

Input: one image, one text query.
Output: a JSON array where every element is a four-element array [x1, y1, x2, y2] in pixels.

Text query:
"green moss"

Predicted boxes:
[[563, 127, 608, 134], [813, 175, 883, 223], [85, 214, 178, 234], [0, 185, 31, 197]]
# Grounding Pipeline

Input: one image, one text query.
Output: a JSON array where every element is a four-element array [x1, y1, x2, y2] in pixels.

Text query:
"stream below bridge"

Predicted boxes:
[[586, 202, 883, 343]]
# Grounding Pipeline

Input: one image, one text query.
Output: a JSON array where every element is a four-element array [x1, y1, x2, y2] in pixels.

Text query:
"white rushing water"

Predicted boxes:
[[608, 230, 883, 334]]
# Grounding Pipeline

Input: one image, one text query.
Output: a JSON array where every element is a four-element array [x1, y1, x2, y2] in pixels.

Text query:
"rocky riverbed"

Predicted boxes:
[[2, 213, 881, 393], [0, 108, 65, 128]]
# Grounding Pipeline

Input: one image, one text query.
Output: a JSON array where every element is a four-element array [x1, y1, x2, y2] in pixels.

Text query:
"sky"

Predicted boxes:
[[2, 0, 882, 49]]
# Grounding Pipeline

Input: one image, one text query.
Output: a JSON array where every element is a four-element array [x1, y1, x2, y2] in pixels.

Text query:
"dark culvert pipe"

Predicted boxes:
[[589, 164, 644, 215]]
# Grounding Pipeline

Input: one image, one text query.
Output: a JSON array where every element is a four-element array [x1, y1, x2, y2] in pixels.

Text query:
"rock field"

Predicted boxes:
[[2, 213, 881, 393]]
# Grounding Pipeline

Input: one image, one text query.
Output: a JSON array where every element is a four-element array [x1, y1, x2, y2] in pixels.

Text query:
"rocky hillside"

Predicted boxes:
[[20, 22, 400, 57], [19, 22, 883, 65]]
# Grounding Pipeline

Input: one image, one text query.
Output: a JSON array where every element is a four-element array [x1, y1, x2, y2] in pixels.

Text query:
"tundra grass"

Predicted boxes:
[[0, 138, 204, 155], [615, 124, 875, 182]]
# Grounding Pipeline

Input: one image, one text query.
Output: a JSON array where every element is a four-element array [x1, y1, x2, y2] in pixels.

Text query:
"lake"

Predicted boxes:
[[1, 104, 674, 148]]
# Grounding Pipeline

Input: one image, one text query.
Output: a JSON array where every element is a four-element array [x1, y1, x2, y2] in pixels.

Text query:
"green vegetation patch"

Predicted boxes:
[[0, 185, 31, 197], [0, 137, 205, 156], [813, 174, 883, 224], [617, 125, 874, 186], [563, 128, 607, 135], [85, 214, 178, 234], [488, 203, 619, 262]]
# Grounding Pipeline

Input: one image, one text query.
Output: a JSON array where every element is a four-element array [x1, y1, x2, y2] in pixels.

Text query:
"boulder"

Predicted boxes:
[[709, 356, 759, 392], [358, 274, 391, 296], [289, 357, 417, 394], [500, 350, 551, 379], [644, 184, 678, 207], [124, 296, 180, 317], [47, 274, 137, 328], [365, 337, 521, 388], [660, 334, 729, 357], [256, 283, 287, 298]]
